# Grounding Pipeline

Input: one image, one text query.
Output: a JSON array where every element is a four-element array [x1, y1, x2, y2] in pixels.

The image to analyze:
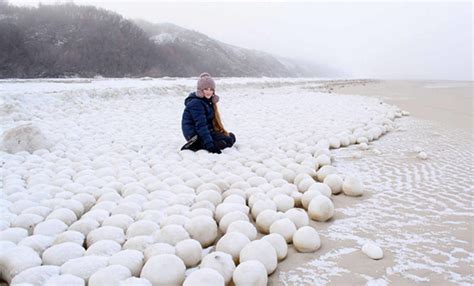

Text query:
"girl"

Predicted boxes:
[[181, 73, 236, 154]]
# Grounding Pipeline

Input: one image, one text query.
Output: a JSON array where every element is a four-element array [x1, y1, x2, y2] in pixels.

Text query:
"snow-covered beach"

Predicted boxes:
[[1, 78, 472, 285]]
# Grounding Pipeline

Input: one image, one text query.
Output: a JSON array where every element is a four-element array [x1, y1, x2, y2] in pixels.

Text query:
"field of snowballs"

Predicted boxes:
[[0, 78, 408, 285]]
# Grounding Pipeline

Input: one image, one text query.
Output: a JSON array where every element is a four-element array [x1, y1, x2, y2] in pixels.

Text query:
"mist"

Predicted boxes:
[[9, 1, 473, 80]]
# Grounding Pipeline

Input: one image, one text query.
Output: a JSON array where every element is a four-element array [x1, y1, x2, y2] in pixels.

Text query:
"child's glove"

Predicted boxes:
[[205, 144, 222, 154]]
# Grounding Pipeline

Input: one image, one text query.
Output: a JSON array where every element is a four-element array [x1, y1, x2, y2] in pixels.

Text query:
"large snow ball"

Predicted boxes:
[[34, 219, 68, 236], [216, 232, 250, 264], [53, 230, 84, 246], [21, 205, 52, 219], [85, 239, 122, 257], [158, 225, 190, 246], [0, 227, 28, 243], [126, 220, 160, 239], [69, 218, 100, 236], [293, 173, 312, 188], [215, 203, 249, 223], [261, 233, 288, 261], [227, 221, 257, 241], [256, 209, 283, 234], [183, 268, 225, 286], [315, 154, 331, 167], [200, 251, 235, 284], [251, 199, 277, 220], [293, 226, 321, 253], [18, 234, 54, 256], [10, 265, 60, 286], [11, 213, 44, 235], [42, 242, 85, 266], [86, 226, 125, 247], [1, 123, 51, 153], [269, 218, 297, 243], [301, 190, 323, 210], [0, 246, 42, 283], [272, 194, 294, 212], [119, 277, 151, 286], [140, 254, 185, 286], [232, 260, 267, 286], [308, 195, 334, 222], [160, 214, 189, 228], [109, 249, 144, 276], [80, 209, 110, 225], [219, 211, 249, 233], [44, 274, 85, 286], [361, 241, 384, 260], [196, 190, 222, 207], [59, 200, 84, 218], [239, 240, 278, 275], [307, 182, 332, 198], [60, 255, 109, 281], [184, 215, 217, 247], [196, 182, 221, 194], [316, 165, 338, 182], [291, 191, 303, 208], [284, 208, 309, 229], [123, 236, 154, 252], [102, 214, 134, 231], [88, 265, 131, 286], [189, 208, 213, 218], [342, 176, 364, 197], [110, 203, 141, 219], [144, 243, 175, 262], [175, 239, 202, 267], [323, 174, 343, 195]]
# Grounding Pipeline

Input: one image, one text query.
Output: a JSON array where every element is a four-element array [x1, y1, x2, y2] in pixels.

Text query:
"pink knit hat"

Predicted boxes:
[[196, 73, 219, 103]]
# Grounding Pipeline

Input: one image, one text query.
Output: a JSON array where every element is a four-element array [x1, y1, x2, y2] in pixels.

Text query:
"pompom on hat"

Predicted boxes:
[[196, 72, 219, 103]]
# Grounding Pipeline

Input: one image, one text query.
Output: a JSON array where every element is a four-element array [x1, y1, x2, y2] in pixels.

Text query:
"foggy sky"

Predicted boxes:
[[9, 1, 473, 80]]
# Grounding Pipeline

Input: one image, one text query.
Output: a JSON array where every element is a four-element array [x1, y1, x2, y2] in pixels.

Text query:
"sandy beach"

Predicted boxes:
[[0, 78, 472, 285]]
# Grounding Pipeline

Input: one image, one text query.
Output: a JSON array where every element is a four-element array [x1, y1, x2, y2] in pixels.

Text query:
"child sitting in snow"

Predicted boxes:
[[181, 73, 236, 154]]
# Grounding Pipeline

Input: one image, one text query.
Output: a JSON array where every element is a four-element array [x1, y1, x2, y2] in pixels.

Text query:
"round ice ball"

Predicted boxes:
[[293, 226, 321, 253], [60, 255, 109, 282], [232, 260, 267, 286], [269, 218, 297, 243], [200, 251, 235, 284], [158, 225, 190, 246], [272, 194, 294, 212], [227, 221, 257, 241], [239, 239, 278, 275], [316, 165, 337, 182], [284, 208, 309, 229], [323, 174, 343, 195], [251, 199, 277, 219], [308, 195, 334, 222], [44, 274, 85, 286], [0, 227, 28, 243], [42, 242, 85, 266], [262, 233, 288, 261], [256, 209, 282, 234], [175, 239, 202, 268], [85, 240, 121, 257], [216, 232, 250, 264], [417, 151, 428, 160], [183, 268, 224, 286], [184, 215, 217, 247], [126, 220, 159, 239], [108, 249, 144, 276], [140, 254, 185, 286], [362, 242, 384, 260], [219, 211, 249, 233], [144, 243, 175, 262], [301, 190, 322, 210], [87, 226, 125, 247], [118, 277, 151, 286], [88, 265, 131, 286], [342, 176, 364, 197], [34, 219, 68, 236], [10, 265, 60, 286]]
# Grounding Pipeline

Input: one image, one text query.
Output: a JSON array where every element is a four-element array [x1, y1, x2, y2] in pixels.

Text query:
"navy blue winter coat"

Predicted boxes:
[[181, 92, 215, 148]]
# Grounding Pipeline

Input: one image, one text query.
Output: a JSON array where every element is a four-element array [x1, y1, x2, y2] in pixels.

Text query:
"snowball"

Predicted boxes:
[[85, 240, 122, 257], [33, 219, 68, 236], [184, 215, 217, 247], [251, 199, 277, 219], [417, 151, 428, 160], [219, 211, 249, 233], [0, 246, 42, 283], [262, 233, 288, 261], [88, 265, 131, 286], [0, 227, 28, 243], [87, 226, 125, 247], [44, 274, 85, 286], [233, 260, 267, 286], [342, 176, 364, 197], [216, 232, 250, 263], [175, 239, 202, 267], [102, 214, 134, 231], [108, 249, 144, 276], [196, 190, 222, 207], [183, 268, 224, 286], [239, 240, 278, 275], [144, 243, 175, 262], [215, 203, 249, 223], [269, 218, 297, 243], [293, 226, 321, 252], [53, 230, 84, 246], [140, 254, 185, 286], [308, 195, 334, 222], [291, 191, 303, 207], [1, 123, 51, 153], [297, 177, 315, 193], [11, 265, 60, 286], [11, 213, 44, 234], [200, 251, 235, 284], [307, 182, 332, 198], [284, 208, 309, 229], [118, 277, 151, 286], [227, 220, 257, 241], [60, 255, 109, 281], [126, 220, 159, 238], [157, 225, 189, 246], [223, 194, 246, 205], [256, 209, 283, 234], [272, 194, 294, 212], [301, 190, 322, 210], [42, 242, 85, 265], [323, 174, 343, 195], [362, 242, 384, 260], [123, 236, 154, 252], [161, 214, 189, 227], [18, 234, 54, 255], [69, 218, 100, 236], [315, 154, 331, 167], [316, 165, 338, 182]]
